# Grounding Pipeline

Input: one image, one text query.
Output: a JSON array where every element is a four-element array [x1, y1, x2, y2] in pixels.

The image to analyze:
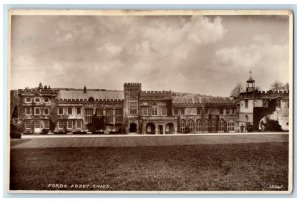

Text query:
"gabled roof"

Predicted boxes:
[[57, 89, 124, 100], [172, 94, 234, 105]]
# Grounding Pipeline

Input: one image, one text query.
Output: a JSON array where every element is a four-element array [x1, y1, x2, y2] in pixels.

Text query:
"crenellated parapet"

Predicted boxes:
[[140, 90, 172, 97], [58, 98, 124, 102], [124, 83, 142, 91], [240, 90, 289, 100]]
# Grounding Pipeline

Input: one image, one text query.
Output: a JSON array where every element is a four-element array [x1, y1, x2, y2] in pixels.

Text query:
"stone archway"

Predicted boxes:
[[166, 123, 174, 134], [146, 123, 155, 134], [129, 123, 137, 133]]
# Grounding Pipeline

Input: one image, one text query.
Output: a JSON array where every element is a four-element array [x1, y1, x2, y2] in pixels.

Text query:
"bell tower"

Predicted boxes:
[[246, 71, 255, 92]]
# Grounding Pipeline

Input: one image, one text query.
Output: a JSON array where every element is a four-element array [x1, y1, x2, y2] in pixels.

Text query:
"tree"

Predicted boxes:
[[230, 82, 243, 97], [283, 82, 289, 92], [270, 81, 284, 91], [255, 86, 262, 91], [92, 114, 105, 131]]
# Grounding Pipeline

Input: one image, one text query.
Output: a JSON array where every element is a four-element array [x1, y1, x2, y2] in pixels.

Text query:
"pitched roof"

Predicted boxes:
[[57, 89, 124, 100], [172, 94, 234, 105]]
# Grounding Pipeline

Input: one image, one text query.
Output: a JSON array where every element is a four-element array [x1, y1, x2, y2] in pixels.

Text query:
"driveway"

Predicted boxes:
[[10, 132, 289, 149]]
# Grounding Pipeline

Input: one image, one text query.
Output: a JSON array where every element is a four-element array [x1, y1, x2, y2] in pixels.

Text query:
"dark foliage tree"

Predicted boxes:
[[230, 82, 243, 97], [270, 81, 284, 91]]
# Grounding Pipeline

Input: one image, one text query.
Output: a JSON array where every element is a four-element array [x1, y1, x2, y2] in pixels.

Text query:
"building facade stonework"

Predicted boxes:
[[11, 76, 289, 134]]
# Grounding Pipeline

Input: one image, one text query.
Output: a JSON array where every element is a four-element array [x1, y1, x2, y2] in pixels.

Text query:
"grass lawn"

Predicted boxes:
[[10, 142, 289, 191]]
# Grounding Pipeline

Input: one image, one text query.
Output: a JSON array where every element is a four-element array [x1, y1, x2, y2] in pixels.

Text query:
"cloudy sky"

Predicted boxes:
[[11, 14, 290, 96]]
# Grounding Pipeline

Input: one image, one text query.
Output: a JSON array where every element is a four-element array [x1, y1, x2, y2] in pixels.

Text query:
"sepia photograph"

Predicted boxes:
[[7, 10, 293, 193]]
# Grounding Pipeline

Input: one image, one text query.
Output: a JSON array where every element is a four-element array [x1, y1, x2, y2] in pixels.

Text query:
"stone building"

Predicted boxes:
[[238, 76, 289, 131], [17, 83, 58, 134], [12, 77, 289, 134]]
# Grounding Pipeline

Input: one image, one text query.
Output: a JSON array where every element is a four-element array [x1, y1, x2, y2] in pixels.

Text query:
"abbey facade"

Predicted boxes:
[[11, 76, 289, 134]]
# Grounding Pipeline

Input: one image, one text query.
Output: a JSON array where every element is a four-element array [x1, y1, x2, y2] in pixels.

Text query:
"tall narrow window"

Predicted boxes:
[[77, 107, 81, 115], [25, 107, 31, 115], [152, 106, 158, 116], [67, 107, 72, 115], [196, 120, 202, 132], [76, 120, 82, 129], [106, 109, 114, 123], [58, 108, 63, 115], [58, 120, 64, 129], [67, 120, 73, 129], [227, 120, 235, 132], [179, 119, 186, 133], [34, 107, 41, 115], [245, 100, 249, 109], [187, 120, 194, 132], [276, 98, 281, 108]]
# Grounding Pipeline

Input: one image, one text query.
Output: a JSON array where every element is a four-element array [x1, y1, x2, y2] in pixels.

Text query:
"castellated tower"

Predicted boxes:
[[124, 83, 141, 133]]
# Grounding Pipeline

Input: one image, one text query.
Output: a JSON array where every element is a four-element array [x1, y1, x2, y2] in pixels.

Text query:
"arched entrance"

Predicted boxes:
[[129, 123, 137, 133], [166, 123, 174, 134], [146, 123, 155, 134]]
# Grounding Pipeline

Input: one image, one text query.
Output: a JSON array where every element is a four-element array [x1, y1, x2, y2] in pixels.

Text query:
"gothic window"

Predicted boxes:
[[219, 119, 225, 131], [195, 119, 202, 132], [179, 119, 186, 133], [203, 119, 209, 131], [106, 109, 114, 123], [115, 109, 123, 123], [129, 101, 138, 115], [152, 106, 158, 116], [187, 119, 195, 132], [211, 119, 217, 132], [85, 108, 93, 124], [227, 120, 235, 132]]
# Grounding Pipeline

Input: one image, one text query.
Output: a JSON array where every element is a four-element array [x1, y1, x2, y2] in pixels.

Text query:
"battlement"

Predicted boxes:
[[124, 83, 141, 87], [140, 90, 172, 97], [257, 90, 288, 94], [59, 98, 123, 102]]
